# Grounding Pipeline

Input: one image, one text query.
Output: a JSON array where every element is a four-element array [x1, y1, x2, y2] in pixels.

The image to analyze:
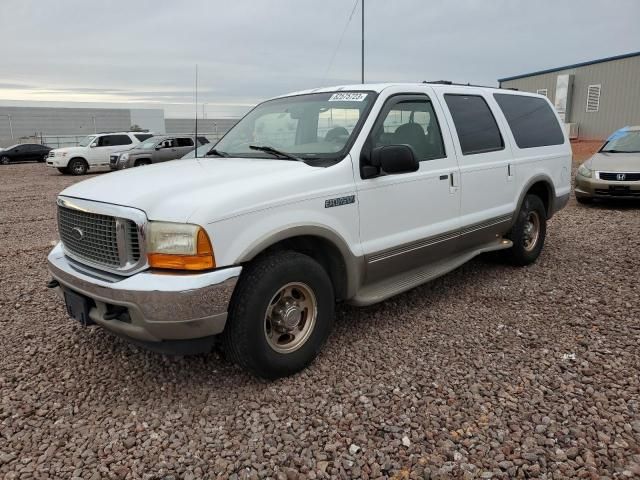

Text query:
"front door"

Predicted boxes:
[[354, 91, 461, 284]]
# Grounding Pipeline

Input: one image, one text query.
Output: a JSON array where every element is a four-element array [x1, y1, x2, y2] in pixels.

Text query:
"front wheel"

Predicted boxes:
[[503, 194, 547, 266], [68, 158, 88, 175], [223, 251, 335, 379], [0, 156, 10, 165]]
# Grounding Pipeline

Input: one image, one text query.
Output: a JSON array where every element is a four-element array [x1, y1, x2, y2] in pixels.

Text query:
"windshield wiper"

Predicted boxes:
[[204, 148, 229, 157], [249, 145, 303, 162]]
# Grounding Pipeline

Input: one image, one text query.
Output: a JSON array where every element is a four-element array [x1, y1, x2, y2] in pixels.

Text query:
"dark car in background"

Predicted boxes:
[[0, 143, 52, 164]]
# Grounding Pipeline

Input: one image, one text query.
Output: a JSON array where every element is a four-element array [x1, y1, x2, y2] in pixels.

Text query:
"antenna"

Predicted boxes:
[[361, 0, 364, 84], [194, 64, 198, 158]]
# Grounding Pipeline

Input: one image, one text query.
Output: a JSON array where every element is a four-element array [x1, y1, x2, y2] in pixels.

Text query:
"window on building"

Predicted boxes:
[[444, 94, 504, 155], [536, 89, 548, 98], [586, 84, 601, 113], [494, 94, 565, 148]]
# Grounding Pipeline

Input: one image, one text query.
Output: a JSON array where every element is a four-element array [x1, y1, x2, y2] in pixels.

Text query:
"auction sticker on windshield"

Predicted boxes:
[[329, 92, 368, 102]]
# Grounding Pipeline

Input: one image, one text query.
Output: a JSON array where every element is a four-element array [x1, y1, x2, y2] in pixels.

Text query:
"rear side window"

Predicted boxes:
[[134, 133, 153, 141], [99, 135, 132, 147], [176, 137, 194, 147], [493, 94, 565, 148], [444, 94, 504, 155]]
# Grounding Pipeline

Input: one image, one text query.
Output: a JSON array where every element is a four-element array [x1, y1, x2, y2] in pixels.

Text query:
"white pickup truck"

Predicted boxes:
[[47, 83, 571, 378]]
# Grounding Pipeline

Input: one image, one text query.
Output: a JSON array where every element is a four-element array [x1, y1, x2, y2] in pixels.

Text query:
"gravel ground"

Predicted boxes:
[[1, 162, 639, 479]]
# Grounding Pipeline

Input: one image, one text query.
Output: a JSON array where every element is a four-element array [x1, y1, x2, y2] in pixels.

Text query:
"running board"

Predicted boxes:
[[349, 238, 512, 306]]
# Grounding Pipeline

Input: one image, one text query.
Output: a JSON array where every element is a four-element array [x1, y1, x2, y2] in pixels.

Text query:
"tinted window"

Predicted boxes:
[[444, 95, 504, 155], [372, 97, 445, 161], [176, 137, 194, 147], [99, 135, 132, 147], [493, 94, 565, 148], [134, 133, 153, 141]]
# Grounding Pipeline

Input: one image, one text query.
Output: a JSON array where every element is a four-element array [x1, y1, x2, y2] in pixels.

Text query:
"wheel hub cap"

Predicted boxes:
[[264, 282, 317, 354]]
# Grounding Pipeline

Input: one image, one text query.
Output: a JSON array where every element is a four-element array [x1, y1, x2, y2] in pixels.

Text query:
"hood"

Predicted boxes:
[[52, 146, 87, 155], [59, 157, 321, 223], [588, 152, 640, 171]]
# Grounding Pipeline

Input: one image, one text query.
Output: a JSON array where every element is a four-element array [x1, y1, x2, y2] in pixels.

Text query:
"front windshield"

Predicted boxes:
[[182, 143, 212, 159], [139, 138, 160, 149], [601, 129, 640, 153], [78, 135, 96, 147], [215, 91, 375, 162]]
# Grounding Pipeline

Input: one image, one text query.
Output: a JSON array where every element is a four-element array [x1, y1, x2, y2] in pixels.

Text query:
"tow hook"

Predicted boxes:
[[46, 279, 59, 289]]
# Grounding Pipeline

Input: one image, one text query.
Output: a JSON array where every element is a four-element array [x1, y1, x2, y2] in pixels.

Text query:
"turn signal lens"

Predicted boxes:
[[147, 222, 216, 271]]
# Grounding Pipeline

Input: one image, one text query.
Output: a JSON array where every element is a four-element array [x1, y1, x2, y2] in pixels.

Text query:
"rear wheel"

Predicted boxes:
[[134, 159, 151, 167], [68, 158, 88, 175], [0, 156, 10, 165], [223, 250, 335, 379], [503, 194, 547, 266]]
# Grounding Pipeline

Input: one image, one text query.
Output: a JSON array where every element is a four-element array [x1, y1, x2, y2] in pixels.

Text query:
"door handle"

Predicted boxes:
[[439, 174, 448, 180], [450, 172, 458, 187]]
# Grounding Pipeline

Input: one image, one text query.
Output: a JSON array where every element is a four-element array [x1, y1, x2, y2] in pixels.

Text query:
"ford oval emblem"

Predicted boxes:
[[72, 227, 84, 240]]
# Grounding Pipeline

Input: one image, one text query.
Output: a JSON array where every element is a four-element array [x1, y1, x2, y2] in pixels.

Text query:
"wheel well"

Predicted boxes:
[[255, 235, 348, 301], [69, 157, 87, 165], [526, 181, 552, 217]]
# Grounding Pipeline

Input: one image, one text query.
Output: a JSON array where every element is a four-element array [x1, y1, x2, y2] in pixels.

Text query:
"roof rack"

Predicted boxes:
[[422, 80, 518, 91]]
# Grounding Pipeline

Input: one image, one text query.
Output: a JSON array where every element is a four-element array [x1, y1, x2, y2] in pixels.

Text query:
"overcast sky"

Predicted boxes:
[[1, 0, 639, 118]]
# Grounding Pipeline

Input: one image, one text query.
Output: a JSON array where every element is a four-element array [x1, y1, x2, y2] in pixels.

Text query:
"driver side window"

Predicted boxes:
[[372, 97, 446, 161]]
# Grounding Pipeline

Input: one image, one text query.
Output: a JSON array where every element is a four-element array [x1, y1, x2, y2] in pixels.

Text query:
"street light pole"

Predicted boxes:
[[1, 114, 13, 140]]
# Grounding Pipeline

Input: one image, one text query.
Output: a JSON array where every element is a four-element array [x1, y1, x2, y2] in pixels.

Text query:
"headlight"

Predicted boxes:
[[146, 222, 215, 270], [120, 153, 129, 161], [577, 164, 592, 178]]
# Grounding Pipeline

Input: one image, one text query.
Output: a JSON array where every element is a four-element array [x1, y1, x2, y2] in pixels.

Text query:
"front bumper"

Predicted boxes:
[[575, 174, 640, 199], [47, 242, 241, 348], [46, 157, 67, 167]]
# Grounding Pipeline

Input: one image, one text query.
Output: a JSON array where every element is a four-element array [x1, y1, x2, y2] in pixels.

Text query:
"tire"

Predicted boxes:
[[223, 250, 335, 379], [134, 159, 151, 167], [68, 158, 88, 176], [57, 167, 69, 174], [503, 194, 547, 266], [576, 195, 593, 205], [0, 156, 10, 165]]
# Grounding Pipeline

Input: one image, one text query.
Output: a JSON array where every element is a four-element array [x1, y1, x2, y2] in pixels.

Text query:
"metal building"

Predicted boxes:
[[498, 51, 640, 140]]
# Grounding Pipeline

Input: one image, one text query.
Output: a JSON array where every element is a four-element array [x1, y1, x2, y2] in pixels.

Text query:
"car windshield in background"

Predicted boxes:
[[139, 139, 159, 149], [601, 130, 640, 153], [78, 136, 96, 147], [214, 91, 375, 163], [182, 143, 213, 159]]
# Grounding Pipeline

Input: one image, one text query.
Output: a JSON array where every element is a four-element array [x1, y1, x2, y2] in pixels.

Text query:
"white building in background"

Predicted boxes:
[[0, 105, 240, 147]]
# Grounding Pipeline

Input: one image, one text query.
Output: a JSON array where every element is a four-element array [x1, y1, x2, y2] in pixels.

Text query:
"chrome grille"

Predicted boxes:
[[58, 206, 140, 268], [599, 172, 640, 182]]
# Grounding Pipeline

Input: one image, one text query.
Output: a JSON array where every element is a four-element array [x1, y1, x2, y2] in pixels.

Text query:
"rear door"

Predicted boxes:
[[354, 88, 461, 284], [175, 137, 195, 157], [91, 135, 134, 168], [434, 88, 515, 248]]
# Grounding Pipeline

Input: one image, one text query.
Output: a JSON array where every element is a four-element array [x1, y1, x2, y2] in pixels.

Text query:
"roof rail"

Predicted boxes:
[[422, 80, 518, 91]]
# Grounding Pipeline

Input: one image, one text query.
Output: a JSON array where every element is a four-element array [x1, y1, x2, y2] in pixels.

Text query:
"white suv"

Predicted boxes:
[[46, 132, 153, 175], [47, 83, 571, 378]]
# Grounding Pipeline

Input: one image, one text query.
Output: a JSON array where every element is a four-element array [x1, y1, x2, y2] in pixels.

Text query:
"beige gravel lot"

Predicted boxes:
[[1, 161, 639, 480]]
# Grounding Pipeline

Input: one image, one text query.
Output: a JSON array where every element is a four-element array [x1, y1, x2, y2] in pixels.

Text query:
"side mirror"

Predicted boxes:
[[371, 145, 419, 175], [155, 145, 162, 150], [90, 142, 98, 148]]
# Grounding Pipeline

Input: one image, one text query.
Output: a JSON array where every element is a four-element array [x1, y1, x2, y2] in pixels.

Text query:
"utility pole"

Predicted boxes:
[[1, 114, 13, 140], [361, 0, 364, 84]]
